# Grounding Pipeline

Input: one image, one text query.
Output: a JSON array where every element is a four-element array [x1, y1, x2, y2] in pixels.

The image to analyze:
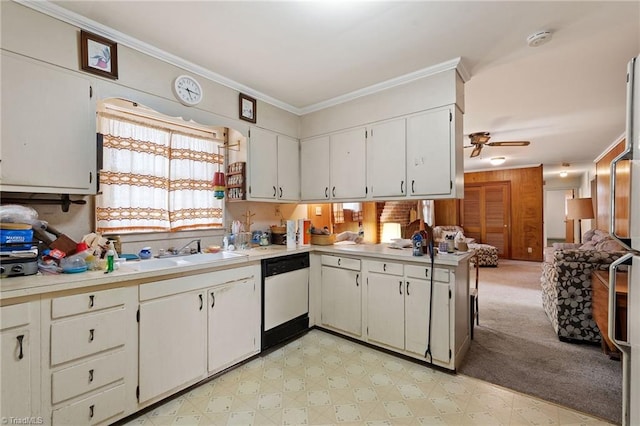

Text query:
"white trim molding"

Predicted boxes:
[[17, 0, 470, 117]]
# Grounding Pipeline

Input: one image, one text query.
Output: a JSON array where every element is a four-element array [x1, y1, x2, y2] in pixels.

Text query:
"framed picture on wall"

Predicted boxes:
[[239, 93, 257, 123], [80, 30, 119, 79]]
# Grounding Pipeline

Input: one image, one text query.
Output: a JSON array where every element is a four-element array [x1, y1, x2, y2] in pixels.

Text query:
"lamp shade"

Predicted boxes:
[[566, 198, 594, 220]]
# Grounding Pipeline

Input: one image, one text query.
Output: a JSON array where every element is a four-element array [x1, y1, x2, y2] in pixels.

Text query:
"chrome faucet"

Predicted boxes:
[[173, 238, 200, 255]]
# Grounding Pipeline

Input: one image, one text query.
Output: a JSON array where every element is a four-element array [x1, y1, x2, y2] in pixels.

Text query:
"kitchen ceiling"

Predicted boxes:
[[48, 1, 640, 177]]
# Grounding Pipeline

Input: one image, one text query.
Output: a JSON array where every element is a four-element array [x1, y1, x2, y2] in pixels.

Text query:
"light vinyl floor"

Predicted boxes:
[[123, 330, 614, 426]]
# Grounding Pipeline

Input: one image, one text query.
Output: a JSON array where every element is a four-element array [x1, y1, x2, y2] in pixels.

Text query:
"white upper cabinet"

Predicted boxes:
[[367, 119, 406, 198], [277, 135, 300, 201], [1, 51, 96, 194], [247, 127, 278, 200], [248, 127, 300, 202], [300, 136, 331, 201], [330, 127, 367, 200], [406, 106, 453, 197]]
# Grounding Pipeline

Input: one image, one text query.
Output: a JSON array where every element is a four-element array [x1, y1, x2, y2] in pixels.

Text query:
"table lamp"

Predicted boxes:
[[566, 198, 594, 243]]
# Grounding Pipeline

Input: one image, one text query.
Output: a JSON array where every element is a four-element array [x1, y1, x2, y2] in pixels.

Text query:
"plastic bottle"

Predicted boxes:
[[411, 231, 423, 256], [106, 242, 115, 272]]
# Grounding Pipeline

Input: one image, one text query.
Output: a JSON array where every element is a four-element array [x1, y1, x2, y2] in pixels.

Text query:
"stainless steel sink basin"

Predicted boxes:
[[118, 251, 246, 272]]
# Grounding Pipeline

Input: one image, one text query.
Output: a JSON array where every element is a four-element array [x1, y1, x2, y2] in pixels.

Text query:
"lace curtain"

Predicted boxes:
[[96, 113, 223, 234]]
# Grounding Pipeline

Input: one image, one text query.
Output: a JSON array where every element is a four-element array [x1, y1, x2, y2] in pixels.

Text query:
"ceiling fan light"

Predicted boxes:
[[560, 171, 568, 178], [490, 157, 506, 166]]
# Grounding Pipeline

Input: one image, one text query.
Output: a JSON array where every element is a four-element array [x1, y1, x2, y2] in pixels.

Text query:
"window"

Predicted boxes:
[[95, 99, 224, 234]]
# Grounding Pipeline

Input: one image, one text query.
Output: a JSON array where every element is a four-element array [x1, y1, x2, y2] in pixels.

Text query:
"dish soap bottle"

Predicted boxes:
[[106, 241, 115, 272]]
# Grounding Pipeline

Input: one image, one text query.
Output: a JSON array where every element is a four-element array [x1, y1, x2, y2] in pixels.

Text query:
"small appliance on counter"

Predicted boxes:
[[0, 223, 38, 277]]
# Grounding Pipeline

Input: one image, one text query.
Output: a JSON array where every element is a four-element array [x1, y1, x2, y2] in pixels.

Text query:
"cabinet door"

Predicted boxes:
[[330, 128, 367, 199], [404, 278, 450, 364], [248, 127, 278, 200], [0, 302, 39, 420], [277, 135, 300, 201], [0, 327, 34, 418], [321, 266, 362, 336], [406, 107, 452, 197], [367, 273, 404, 349], [139, 291, 206, 403], [1, 51, 96, 194], [208, 278, 259, 374], [368, 119, 406, 197], [300, 136, 331, 200]]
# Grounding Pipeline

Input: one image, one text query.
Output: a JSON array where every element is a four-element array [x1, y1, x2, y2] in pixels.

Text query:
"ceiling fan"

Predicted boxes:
[[465, 132, 530, 158]]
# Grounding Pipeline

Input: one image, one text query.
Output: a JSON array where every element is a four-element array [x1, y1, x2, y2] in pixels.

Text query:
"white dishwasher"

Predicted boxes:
[[261, 253, 310, 350]]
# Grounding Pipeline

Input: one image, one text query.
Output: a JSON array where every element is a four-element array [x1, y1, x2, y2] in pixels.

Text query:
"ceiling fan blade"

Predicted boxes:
[[487, 141, 530, 147], [469, 132, 491, 144], [470, 145, 483, 158]]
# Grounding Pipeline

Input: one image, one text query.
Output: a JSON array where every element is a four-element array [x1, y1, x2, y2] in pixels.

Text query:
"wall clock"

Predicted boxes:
[[173, 75, 203, 106]]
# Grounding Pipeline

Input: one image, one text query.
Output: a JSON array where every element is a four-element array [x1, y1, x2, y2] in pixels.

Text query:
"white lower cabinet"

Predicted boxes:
[[320, 255, 362, 337], [208, 276, 259, 374], [365, 261, 461, 369], [0, 301, 40, 420], [138, 265, 260, 405], [138, 289, 207, 403], [42, 286, 138, 425]]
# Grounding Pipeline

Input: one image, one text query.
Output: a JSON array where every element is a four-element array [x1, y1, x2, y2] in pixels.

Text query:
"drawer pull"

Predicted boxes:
[[383, 263, 387, 272], [89, 295, 95, 308], [89, 404, 94, 419], [16, 335, 24, 360], [399, 281, 402, 295], [89, 329, 95, 342], [338, 258, 341, 266], [89, 369, 94, 383]]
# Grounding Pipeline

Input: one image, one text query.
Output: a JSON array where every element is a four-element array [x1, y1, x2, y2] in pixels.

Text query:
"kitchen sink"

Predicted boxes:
[[118, 251, 247, 272]]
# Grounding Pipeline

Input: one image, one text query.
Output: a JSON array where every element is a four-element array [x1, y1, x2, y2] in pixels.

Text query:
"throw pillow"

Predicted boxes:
[[594, 237, 624, 252]]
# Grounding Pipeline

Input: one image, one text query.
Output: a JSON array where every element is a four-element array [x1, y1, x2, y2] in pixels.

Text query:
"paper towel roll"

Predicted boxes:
[[286, 220, 296, 249]]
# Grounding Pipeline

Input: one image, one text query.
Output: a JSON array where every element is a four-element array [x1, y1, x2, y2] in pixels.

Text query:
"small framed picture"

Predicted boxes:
[[239, 93, 257, 123], [80, 30, 118, 79]]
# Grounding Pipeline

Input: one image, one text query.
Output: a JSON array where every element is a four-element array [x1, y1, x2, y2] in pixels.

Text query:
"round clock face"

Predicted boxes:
[[173, 75, 203, 106]]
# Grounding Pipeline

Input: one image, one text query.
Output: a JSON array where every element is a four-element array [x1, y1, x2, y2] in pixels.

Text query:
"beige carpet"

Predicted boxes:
[[458, 259, 622, 424]]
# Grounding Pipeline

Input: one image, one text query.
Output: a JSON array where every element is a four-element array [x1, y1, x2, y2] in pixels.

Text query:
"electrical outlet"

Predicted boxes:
[[274, 205, 280, 216], [527, 247, 533, 253]]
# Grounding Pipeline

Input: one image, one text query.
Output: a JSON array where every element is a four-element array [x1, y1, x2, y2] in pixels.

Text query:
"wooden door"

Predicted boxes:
[[484, 183, 510, 257], [462, 182, 511, 258], [564, 190, 575, 243]]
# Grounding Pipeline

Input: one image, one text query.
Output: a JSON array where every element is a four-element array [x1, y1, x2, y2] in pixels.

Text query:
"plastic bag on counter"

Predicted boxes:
[[0, 204, 45, 227]]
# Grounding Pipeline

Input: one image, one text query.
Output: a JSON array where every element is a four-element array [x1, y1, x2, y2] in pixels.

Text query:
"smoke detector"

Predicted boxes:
[[527, 31, 553, 47]]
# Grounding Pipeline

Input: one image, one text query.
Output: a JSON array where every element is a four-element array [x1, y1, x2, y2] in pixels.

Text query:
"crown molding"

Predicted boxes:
[[18, 0, 470, 117]]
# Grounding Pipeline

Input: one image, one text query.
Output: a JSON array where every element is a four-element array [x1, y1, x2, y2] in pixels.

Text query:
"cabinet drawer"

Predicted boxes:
[[321, 255, 360, 271], [367, 260, 403, 276], [0, 303, 30, 330], [52, 350, 126, 404], [405, 265, 449, 282], [52, 288, 127, 319], [52, 383, 125, 425], [51, 309, 126, 366]]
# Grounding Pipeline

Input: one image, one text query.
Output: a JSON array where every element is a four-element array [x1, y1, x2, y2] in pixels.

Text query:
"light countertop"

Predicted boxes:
[[1, 244, 471, 302]]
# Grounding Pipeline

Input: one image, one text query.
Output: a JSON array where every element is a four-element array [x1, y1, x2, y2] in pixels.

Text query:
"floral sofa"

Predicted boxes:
[[541, 229, 628, 343], [432, 225, 499, 266]]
